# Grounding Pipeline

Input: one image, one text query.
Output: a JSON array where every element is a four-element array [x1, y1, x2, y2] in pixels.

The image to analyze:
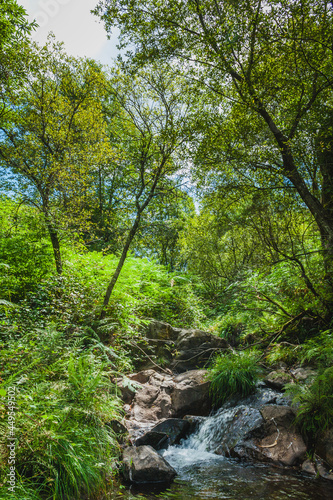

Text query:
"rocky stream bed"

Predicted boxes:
[[107, 321, 333, 499]]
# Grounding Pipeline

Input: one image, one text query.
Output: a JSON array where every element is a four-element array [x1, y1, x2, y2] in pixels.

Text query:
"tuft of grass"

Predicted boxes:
[[208, 350, 261, 406]]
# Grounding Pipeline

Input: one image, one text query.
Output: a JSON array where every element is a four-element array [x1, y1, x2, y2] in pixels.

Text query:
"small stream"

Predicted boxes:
[[106, 388, 333, 500]]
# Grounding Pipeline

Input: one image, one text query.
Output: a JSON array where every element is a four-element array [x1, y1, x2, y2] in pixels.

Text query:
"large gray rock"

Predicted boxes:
[[171, 329, 228, 372], [232, 405, 307, 466], [131, 382, 173, 422], [135, 418, 190, 449], [263, 370, 293, 391], [135, 431, 169, 449], [122, 445, 177, 484], [128, 369, 211, 429], [171, 369, 211, 417], [144, 320, 181, 342]]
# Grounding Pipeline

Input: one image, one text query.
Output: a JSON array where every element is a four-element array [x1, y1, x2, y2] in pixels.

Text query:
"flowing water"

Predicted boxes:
[[106, 390, 333, 499]]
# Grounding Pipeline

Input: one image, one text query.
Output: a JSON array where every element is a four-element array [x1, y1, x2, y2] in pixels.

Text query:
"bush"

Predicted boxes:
[[0, 198, 53, 301], [286, 367, 333, 443], [0, 325, 122, 499], [208, 350, 261, 406]]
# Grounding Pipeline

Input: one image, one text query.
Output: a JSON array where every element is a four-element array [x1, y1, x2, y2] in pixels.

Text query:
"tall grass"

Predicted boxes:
[[208, 350, 261, 406], [0, 325, 122, 499]]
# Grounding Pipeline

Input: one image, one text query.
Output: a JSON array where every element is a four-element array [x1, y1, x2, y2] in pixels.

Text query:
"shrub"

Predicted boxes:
[[208, 350, 261, 406], [0, 198, 53, 301], [300, 330, 333, 368], [0, 325, 122, 499], [286, 367, 333, 443]]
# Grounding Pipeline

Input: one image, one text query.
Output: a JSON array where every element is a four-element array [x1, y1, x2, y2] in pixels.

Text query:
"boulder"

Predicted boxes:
[[263, 370, 293, 391], [212, 406, 264, 455], [171, 369, 212, 417], [135, 431, 169, 449], [232, 405, 307, 466], [131, 383, 173, 422], [171, 330, 228, 372], [129, 370, 157, 384], [316, 427, 333, 468], [122, 445, 177, 484], [150, 418, 190, 445], [114, 376, 142, 404], [301, 459, 316, 475], [135, 419, 190, 449], [314, 455, 333, 481], [143, 320, 180, 342], [183, 415, 206, 434]]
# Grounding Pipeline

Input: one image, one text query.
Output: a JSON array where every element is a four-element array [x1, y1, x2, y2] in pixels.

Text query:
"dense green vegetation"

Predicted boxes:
[[1, 1, 333, 498]]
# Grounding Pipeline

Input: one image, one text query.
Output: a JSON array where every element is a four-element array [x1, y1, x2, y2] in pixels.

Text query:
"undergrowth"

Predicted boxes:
[[0, 325, 122, 499]]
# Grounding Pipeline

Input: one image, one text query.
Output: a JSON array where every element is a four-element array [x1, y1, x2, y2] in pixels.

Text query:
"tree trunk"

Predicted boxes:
[[100, 213, 141, 319], [257, 104, 333, 255], [44, 211, 62, 275]]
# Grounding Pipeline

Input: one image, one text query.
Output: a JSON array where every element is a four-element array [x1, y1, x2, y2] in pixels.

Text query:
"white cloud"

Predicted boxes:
[[20, 0, 119, 64]]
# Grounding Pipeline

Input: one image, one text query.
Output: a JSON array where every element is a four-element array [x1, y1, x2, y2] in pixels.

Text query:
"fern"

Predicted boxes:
[[286, 367, 333, 441]]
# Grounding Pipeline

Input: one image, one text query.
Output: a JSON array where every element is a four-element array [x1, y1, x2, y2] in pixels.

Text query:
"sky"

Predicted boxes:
[[20, 0, 119, 65]]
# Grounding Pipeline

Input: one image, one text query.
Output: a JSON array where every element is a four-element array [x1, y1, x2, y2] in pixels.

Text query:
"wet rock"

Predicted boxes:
[[135, 419, 190, 450], [302, 459, 316, 475], [263, 370, 293, 391], [171, 369, 211, 417], [171, 330, 228, 372], [213, 406, 264, 455], [122, 445, 177, 484], [135, 431, 169, 449], [233, 405, 307, 466], [183, 415, 206, 434], [316, 428, 333, 468], [237, 387, 290, 408], [150, 418, 190, 445], [315, 455, 333, 481]]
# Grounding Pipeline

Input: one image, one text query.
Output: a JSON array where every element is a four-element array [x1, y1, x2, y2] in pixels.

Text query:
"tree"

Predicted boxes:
[[0, 0, 33, 50], [0, 0, 36, 121], [0, 39, 114, 274], [94, 0, 333, 265], [135, 189, 195, 270], [99, 65, 193, 317]]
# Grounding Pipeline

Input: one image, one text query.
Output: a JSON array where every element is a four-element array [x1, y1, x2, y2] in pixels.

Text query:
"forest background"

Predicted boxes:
[[0, 1, 333, 498]]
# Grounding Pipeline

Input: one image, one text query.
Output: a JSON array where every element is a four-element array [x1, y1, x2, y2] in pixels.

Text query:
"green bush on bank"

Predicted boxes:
[[0, 325, 122, 499]]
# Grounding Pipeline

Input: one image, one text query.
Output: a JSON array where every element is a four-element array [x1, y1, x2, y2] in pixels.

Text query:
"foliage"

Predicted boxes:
[[300, 330, 333, 368], [286, 367, 333, 442], [0, 0, 34, 50], [0, 250, 205, 370], [95, 0, 333, 271], [208, 350, 261, 406], [0, 198, 53, 300], [0, 325, 122, 499], [0, 37, 115, 274], [100, 64, 196, 313]]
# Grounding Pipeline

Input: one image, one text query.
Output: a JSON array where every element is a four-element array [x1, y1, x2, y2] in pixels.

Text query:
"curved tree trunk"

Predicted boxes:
[[100, 213, 141, 319]]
